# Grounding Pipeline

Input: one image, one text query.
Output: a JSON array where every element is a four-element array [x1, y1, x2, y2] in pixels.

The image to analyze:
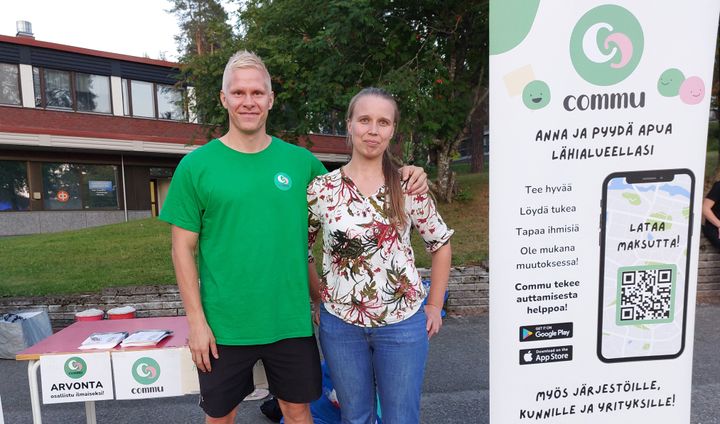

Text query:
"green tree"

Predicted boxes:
[[170, 0, 236, 129], [172, 0, 489, 201], [381, 0, 488, 198], [170, 0, 234, 57], [240, 0, 488, 201]]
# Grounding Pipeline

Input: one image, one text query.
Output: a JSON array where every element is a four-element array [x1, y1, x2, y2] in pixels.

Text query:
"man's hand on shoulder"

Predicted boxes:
[[400, 165, 429, 195]]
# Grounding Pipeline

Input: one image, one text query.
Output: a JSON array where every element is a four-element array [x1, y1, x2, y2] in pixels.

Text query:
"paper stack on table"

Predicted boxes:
[[120, 330, 173, 347], [78, 332, 128, 350]]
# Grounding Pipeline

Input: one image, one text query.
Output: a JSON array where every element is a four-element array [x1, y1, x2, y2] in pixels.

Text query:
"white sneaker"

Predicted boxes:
[[243, 388, 270, 401]]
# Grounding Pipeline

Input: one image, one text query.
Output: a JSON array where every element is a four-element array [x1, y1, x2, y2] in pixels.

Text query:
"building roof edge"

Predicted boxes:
[[0, 34, 179, 68]]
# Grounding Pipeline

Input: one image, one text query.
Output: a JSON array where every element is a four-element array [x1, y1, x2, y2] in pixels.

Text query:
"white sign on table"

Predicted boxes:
[[112, 348, 182, 400], [39, 352, 114, 404], [179, 347, 200, 394]]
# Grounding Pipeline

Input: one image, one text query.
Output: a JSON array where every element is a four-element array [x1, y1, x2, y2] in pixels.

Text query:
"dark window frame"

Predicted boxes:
[[0, 159, 31, 212], [122, 78, 188, 121], [155, 83, 188, 121], [40, 162, 121, 211], [0, 62, 23, 107], [33, 66, 113, 115], [75, 72, 113, 114]]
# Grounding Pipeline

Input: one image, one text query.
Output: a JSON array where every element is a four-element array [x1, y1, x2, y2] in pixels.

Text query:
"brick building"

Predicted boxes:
[[0, 28, 349, 236]]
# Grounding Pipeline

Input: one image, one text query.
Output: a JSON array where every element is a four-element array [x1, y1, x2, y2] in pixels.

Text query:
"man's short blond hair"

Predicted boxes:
[[222, 50, 272, 93]]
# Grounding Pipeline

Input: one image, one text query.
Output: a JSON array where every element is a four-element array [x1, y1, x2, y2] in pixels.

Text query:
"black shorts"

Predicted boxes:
[[197, 336, 322, 418]]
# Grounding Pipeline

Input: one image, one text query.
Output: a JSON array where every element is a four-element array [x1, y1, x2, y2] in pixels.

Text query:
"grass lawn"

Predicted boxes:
[[412, 171, 488, 268], [0, 170, 488, 297], [0, 219, 174, 297]]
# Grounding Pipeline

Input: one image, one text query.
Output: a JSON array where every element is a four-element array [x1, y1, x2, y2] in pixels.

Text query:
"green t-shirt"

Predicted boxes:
[[159, 137, 327, 345]]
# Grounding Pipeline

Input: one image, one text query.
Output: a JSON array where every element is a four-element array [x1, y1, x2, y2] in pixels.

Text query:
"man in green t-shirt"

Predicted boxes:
[[160, 51, 426, 424]]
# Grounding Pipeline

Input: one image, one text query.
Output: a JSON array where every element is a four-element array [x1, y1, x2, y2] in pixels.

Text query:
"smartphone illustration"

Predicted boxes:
[[597, 169, 694, 362]]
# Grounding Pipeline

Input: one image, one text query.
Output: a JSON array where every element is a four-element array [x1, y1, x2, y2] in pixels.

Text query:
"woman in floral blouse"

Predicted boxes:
[[308, 87, 453, 423]]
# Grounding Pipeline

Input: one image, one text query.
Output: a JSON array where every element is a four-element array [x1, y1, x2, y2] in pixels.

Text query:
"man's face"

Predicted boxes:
[[220, 67, 274, 136]]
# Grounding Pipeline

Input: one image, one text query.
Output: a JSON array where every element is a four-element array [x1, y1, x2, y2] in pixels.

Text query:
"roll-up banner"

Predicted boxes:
[[489, 1, 719, 422]]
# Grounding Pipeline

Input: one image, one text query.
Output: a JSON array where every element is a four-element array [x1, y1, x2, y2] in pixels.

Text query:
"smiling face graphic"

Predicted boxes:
[[522, 80, 551, 110], [679, 76, 705, 105], [657, 68, 685, 97]]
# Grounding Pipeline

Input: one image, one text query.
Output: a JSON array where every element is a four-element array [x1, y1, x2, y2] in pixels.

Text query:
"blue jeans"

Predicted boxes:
[[319, 306, 429, 424]]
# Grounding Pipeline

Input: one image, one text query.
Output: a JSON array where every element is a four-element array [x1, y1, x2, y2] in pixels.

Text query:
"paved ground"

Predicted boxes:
[[1, 306, 718, 423]]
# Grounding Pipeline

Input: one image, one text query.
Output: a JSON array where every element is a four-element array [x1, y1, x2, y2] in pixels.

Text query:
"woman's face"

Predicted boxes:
[[347, 95, 396, 161]]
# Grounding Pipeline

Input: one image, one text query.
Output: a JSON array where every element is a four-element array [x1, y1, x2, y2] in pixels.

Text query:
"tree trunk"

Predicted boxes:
[[470, 97, 488, 173], [436, 142, 457, 203]]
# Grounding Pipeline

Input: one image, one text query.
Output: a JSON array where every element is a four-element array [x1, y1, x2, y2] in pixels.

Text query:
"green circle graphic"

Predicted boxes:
[[569, 5, 644, 86], [132, 357, 161, 385], [64, 357, 87, 379], [523, 80, 551, 110], [274, 172, 292, 191], [489, 0, 541, 55], [657, 68, 685, 97]]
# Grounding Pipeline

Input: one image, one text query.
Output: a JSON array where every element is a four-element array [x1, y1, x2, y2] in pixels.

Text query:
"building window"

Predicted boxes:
[[149, 167, 174, 178], [44, 69, 72, 109], [156, 84, 186, 120], [42, 163, 119, 210], [122, 79, 187, 121], [76, 73, 111, 113], [33, 67, 112, 113], [0, 160, 30, 211], [126, 79, 155, 118], [0, 63, 22, 106], [32, 67, 41, 107]]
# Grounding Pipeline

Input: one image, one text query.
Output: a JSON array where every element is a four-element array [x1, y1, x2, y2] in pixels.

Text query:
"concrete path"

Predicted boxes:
[[1, 306, 717, 423]]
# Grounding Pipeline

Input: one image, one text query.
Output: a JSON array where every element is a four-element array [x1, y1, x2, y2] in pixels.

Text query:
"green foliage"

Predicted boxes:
[[249, 0, 488, 197], [181, 48, 237, 131], [170, 0, 237, 135], [455, 185, 474, 203], [174, 0, 489, 193], [170, 0, 234, 58]]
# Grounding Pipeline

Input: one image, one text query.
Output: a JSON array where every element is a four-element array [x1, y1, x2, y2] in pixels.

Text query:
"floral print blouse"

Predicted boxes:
[[308, 168, 454, 327]]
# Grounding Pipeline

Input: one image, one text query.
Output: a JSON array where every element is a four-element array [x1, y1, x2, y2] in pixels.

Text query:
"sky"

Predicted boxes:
[[1, 0, 184, 61]]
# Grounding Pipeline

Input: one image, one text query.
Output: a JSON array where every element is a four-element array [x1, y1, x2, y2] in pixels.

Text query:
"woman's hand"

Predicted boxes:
[[425, 304, 443, 339]]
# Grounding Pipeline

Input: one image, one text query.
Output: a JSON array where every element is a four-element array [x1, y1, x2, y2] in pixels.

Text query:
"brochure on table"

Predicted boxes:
[[78, 331, 128, 350], [112, 348, 183, 399], [120, 329, 173, 347], [489, 1, 719, 423], [40, 352, 114, 404]]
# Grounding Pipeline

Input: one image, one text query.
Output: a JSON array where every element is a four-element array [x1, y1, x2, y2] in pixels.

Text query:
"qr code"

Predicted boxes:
[[618, 265, 675, 324]]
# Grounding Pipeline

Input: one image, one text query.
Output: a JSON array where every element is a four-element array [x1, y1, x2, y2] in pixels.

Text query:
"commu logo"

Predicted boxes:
[[569, 5, 643, 86], [64, 357, 87, 379], [132, 357, 160, 385], [274, 172, 292, 191]]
